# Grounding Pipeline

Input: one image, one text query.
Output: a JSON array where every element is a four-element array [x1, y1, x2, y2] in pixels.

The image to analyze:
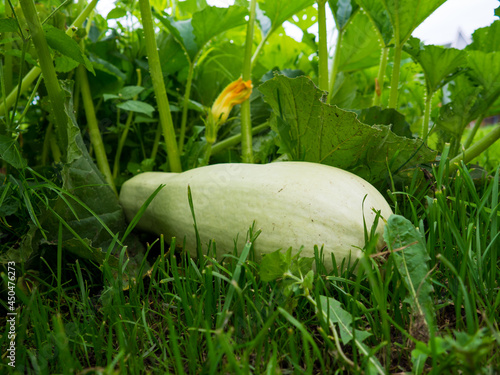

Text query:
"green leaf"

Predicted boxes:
[[155, 13, 198, 61], [380, 0, 446, 45], [260, 249, 289, 281], [192, 5, 248, 47], [354, 0, 393, 46], [106, 7, 128, 20], [119, 86, 145, 100], [117, 100, 155, 117], [258, 0, 315, 35], [357, 106, 412, 138], [320, 296, 371, 344], [319, 295, 384, 373], [383, 215, 435, 331], [467, 50, 500, 94], [338, 10, 382, 72], [44, 25, 94, 74], [468, 20, 500, 53], [404, 37, 466, 94], [259, 75, 436, 185], [328, 0, 359, 31], [0, 17, 18, 33], [0, 135, 27, 169]]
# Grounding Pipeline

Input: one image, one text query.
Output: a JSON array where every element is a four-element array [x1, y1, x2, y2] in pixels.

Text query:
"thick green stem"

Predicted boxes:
[[422, 91, 433, 142], [317, 0, 328, 91], [113, 69, 142, 179], [4, 3, 13, 95], [77, 65, 117, 194], [139, 0, 182, 172], [0, 0, 98, 117], [388, 44, 403, 109], [19, 0, 68, 147], [211, 122, 269, 156], [449, 125, 500, 174], [327, 29, 343, 103], [463, 113, 485, 150], [240, 0, 257, 163], [178, 62, 194, 153], [372, 47, 389, 107]]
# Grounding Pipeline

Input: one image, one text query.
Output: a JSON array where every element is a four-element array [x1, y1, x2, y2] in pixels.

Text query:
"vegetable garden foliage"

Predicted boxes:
[[0, 0, 499, 373]]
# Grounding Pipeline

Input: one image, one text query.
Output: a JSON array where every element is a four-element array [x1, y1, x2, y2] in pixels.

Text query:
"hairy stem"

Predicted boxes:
[[0, 0, 98, 117], [19, 0, 68, 148], [317, 0, 329, 91], [373, 47, 389, 107], [388, 44, 402, 109], [211, 122, 269, 156], [77, 65, 117, 194], [139, 0, 182, 172], [422, 91, 433, 142], [449, 125, 500, 174], [240, 0, 257, 163], [113, 69, 142, 179], [327, 29, 343, 103], [463, 113, 485, 150], [178, 62, 194, 153]]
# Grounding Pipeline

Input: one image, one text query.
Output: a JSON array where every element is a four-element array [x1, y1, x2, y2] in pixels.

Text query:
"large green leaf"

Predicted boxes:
[[192, 5, 248, 47], [404, 37, 466, 94], [380, 0, 446, 45], [155, 5, 247, 62], [357, 106, 412, 138], [467, 50, 500, 95], [258, 0, 315, 35], [383, 215, 435, 335], [467, 20, 500, 53], [259, 75, 436, 185], [354, 0, 393, 46], [328, 0, 359, 31], [338, 10, 381, 72]]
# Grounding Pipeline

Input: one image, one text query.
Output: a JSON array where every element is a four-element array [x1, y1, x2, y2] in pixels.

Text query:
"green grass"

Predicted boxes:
[[1, 161, 499, 374]]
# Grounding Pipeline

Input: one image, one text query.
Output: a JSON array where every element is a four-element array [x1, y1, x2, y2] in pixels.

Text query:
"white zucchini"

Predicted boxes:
[[119, 162, 393, 269]]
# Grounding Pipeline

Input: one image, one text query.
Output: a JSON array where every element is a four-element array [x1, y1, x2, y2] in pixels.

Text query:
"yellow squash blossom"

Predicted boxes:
[[206, 78, 252, 144]]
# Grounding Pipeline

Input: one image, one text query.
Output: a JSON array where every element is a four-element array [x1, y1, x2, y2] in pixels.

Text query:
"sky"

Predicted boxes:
[[97, 0, 499, 47]]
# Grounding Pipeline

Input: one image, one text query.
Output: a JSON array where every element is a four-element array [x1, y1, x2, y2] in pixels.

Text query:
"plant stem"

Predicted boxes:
[[251, 28, 272, 68], [150, 121, 162, 161], [113, 69, 142, 179], [317, 0, 329, 92], [19, 0, 68, 147], [422, 91, 433, 142], [178, 62, 194, 153], [463, 113, 485, 149], [327, 29, 343, 103], [372, 47, 389, 107], [139, 0, 182, 172], [4, 3, 13, 95], [240, 0, 257, 163], [77, 65, 117, 194], [448, 124, 500, 174], [42, 122, 53, 165], [388, 44, 402, 109], [0, 0, 98, 117], [211, 122, 269, 156]]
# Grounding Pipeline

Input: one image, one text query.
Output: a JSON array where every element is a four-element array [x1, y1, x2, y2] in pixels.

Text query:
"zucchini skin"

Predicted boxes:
[[119, 162, 393, 269]]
